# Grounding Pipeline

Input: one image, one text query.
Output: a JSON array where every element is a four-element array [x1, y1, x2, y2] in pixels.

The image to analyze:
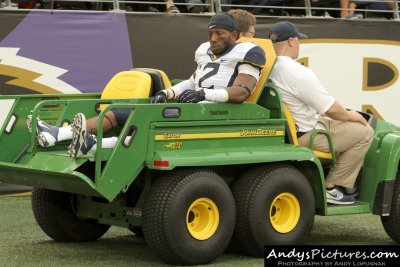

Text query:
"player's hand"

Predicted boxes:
[[151, 91, 168, 103], [177, 89, 206, 103]]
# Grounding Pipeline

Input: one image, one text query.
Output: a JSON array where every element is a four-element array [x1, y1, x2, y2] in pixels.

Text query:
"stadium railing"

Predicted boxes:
[[0, 0, 399, 20]]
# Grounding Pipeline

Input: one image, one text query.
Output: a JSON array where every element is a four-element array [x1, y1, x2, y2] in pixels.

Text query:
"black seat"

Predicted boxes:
[[132, 68, 172, 96]]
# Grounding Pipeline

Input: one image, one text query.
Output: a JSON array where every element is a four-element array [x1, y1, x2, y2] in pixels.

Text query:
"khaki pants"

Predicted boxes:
[[298, 117, 375, 188]]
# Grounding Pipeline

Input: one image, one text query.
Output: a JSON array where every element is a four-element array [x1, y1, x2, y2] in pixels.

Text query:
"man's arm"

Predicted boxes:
[[324, 101, 368, 125], [198, 64, 259, 103], [226, 73, 258, 103], [156, 68, 258, 104]]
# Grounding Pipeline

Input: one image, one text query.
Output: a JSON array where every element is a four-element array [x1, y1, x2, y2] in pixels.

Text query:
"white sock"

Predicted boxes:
[[90, 136, 132, 152], [100, 136, 118, 149], [57, 125, 73, 141]]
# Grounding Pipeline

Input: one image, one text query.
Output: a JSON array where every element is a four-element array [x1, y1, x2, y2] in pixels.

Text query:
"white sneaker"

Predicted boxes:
[[326, 187, 355, 205], [26, 115, 59, 147], [68, 113, 96, 158]]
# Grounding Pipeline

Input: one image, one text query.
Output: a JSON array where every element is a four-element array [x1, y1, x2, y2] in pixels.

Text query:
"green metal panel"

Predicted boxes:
[[27, 152, 87, 172], [360, 130, 400, 207], [0, 156, 100, 197], [0, 94, 101, 163], [150, 145, 316, 169], [94, 104, 150, 201], [152, 121, 285, 156], [76, 195, 142, 228], [318, 120, 400, 216], [325, 202, 371, 216]]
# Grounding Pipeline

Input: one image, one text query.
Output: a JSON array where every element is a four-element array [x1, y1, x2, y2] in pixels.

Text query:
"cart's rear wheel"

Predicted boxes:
[[32, 188, 110, 242], [232, 164, 315, 257], [142, 168, 235, 265]]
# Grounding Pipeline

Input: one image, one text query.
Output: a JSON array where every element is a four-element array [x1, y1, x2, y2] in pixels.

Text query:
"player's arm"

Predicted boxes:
[[226, 45, 266, 103], [226, 65, 258, 103], [167, 63, 260, 104], [182, 63, 259, 104], [177, 59, 262, 103], [175, 66, 259, 103]]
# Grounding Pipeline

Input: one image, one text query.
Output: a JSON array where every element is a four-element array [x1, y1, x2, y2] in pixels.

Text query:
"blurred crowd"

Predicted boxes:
[[0, 0, 398, 20], [234, 0, 398, 19]]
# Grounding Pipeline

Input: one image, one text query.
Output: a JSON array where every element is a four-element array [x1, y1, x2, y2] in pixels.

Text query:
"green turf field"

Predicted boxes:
[[0, 196, 395, 267]]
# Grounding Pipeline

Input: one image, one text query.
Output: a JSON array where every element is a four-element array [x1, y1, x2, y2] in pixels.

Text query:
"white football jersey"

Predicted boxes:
[[193, 41, 266, 91]]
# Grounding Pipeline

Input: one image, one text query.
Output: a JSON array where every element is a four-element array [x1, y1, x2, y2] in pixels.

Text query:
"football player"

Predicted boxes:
[[152, 12, 266, 104]]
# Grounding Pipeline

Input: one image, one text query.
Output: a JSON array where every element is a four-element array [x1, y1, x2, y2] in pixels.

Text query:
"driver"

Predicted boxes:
[[268, 21, 374, 205]]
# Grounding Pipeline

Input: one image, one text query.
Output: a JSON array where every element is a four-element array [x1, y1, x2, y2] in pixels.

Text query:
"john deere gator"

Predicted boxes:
[[1, 38, 400, 265]]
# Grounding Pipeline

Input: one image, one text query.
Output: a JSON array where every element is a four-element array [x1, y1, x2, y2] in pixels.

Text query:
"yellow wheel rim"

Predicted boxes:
[[269, 193, 300, 233], [186, 198, 219, 240]]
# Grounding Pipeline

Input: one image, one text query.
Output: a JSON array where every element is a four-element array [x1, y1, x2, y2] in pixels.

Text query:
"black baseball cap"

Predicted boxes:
[[269, 21, 308, 43], [208, 12, 237, 32]]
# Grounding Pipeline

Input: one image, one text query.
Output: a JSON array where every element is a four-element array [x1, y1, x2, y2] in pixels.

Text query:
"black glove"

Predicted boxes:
[[177, 89, 206, 103], [151, 91, 168, 103]]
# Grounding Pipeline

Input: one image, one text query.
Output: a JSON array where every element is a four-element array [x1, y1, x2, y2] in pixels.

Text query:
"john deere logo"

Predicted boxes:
[[240, 129, 278, 136]]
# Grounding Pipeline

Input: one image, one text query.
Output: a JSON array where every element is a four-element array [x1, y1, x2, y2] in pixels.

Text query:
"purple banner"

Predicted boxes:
[[0, 11, 132, 94]]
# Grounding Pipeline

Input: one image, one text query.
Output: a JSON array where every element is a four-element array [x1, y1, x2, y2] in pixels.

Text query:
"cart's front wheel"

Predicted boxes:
[[186, 197, 219, 240], [142, 168, 235, 265], [31, 188, 110, 242]]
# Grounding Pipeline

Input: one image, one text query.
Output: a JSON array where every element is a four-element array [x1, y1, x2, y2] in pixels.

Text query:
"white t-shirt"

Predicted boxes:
[[269, 56, 335, 132]]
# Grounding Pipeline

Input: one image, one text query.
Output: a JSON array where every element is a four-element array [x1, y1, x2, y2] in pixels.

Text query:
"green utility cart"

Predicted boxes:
[[0, 39, 400, 265]]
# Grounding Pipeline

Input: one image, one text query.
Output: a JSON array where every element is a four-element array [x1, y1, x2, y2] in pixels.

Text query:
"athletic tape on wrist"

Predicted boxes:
[[204, 89, 229, 103]]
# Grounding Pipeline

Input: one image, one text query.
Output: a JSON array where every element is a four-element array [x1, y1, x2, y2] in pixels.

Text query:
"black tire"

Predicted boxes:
[[129, 226, 143, 237], [381, 172, 400, 243], [232, 164, 315, 257], [142, 168, 235, 265], [31, 187, 110, 242]]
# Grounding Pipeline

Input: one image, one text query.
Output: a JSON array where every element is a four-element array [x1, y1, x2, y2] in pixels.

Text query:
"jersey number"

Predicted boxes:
[[199, 63, 220, 89]]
